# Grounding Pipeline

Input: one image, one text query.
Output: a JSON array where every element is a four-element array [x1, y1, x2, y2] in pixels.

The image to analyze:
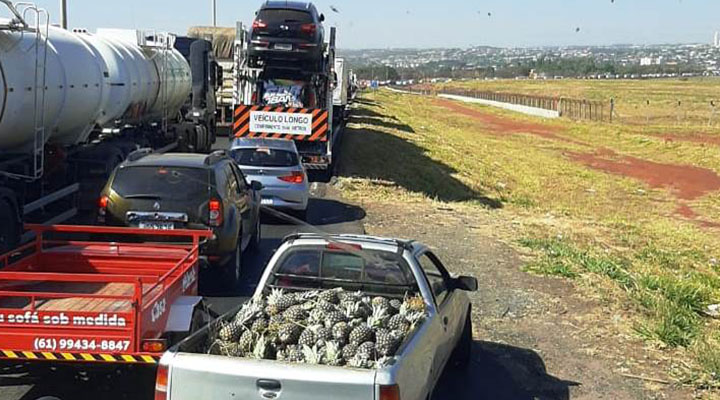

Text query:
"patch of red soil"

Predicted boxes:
[[674, 203, 720, 229], [660, 134, 720, 146], [432, 98, 588, 146], [569, 149, 720, 201]]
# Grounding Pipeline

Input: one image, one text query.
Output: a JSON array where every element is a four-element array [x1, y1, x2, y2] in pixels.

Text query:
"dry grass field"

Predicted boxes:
[[338, 82, 720, 394]]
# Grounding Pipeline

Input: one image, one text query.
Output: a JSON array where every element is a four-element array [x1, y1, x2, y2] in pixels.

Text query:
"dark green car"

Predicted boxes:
[[98, 151, 263, 287]]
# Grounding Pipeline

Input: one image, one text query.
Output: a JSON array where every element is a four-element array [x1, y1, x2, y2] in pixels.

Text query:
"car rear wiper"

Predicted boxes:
[[124, 194, 163, 200]]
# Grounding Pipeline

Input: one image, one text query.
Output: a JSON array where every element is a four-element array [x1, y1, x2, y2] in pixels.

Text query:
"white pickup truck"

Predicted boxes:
[[155, 233, 478, 400]]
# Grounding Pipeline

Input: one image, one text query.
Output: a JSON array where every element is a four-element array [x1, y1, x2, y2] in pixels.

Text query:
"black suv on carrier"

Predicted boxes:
[[249, 1, 326, 71]]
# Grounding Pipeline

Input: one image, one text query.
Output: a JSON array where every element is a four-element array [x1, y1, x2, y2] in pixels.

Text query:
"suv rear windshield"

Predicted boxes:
[[268, 246, 416, 296], [231, 148, 299, 167], [258, 9, 313, 24], [112, 166, 210, 200]]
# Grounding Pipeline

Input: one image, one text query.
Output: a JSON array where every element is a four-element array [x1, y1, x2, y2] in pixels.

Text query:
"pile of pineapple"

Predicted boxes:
[[210, 287, 428, 369]]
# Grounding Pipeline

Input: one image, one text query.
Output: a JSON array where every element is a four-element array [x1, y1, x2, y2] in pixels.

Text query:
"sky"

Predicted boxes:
[[12, 0, 720, 49]]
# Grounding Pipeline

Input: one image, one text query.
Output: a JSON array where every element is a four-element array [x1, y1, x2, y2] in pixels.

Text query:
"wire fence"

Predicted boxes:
[[392, 86, 612, 123]]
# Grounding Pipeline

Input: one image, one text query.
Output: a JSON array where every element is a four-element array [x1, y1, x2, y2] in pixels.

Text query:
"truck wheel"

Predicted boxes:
[[450, 309, 473, 370], [0, 201, 19, 255]]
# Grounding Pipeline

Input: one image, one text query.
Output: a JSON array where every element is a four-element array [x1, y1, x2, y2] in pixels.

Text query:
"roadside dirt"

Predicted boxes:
[[337, 197, 694, 400], [660, 134, 720, 147]]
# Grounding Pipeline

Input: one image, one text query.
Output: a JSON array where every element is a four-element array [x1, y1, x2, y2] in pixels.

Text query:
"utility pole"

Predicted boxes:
[[60, 0, 67, 29], [212, 0, 217, 27]]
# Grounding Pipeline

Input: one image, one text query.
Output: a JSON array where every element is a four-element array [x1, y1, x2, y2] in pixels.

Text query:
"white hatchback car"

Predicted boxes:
[[229, 138, 310, 220]]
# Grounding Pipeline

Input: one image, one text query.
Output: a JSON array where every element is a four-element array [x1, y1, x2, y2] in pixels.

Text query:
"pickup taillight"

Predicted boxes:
[[154, 362, 169, 400], [379, 384, 400, 400], [209, 199, 223, 227]]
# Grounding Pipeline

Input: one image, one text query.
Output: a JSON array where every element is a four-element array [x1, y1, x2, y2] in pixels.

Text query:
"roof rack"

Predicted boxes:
[[281, 233, 415, 251], [126, 148, 153, 162], [205, 150, 229, 165]]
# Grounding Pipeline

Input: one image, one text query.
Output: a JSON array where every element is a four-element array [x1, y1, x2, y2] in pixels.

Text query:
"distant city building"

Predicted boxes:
[[714, 32, 720, 48], [640, 57, 653, 66]]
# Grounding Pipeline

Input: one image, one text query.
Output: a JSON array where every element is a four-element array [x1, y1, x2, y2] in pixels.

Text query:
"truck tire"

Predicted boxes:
[[450, 308, 473, 370], [0, 200, 19, 255]]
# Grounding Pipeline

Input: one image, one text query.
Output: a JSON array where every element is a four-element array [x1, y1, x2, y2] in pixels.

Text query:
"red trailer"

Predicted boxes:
[[0, 225, 212, 365]]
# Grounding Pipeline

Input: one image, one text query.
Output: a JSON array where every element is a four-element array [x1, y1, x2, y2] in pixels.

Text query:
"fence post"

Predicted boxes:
[[609, 98, 614, 123]]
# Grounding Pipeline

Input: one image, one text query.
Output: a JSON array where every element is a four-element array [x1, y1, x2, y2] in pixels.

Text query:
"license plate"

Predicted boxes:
[[261, 198, 274, 206], [275, 43, 292, 51], [139, 222, 175, 230]]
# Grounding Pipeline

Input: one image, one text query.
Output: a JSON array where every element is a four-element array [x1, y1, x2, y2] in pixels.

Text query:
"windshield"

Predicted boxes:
[[111, 166, 210, 200], [231, 147, 299, 168]]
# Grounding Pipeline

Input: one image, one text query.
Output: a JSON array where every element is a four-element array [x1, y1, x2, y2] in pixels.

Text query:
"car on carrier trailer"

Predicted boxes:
[[0, 225, 211, 367]]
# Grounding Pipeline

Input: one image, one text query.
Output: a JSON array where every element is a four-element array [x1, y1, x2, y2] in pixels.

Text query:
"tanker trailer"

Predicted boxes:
[[0, 1, 218, 252]]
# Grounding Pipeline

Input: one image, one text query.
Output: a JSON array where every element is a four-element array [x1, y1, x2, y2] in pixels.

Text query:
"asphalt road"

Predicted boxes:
[[0, 136, 365, 400]]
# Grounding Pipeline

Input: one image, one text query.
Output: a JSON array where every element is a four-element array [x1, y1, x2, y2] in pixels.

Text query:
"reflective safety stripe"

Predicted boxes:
[[0, 350, 159, 364]]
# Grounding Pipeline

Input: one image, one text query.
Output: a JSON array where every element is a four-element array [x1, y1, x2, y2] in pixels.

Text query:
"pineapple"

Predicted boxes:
[[314, 326, 333, 345], [265, 289, 284, 315], [348, 354, 370, 369], [251, 317, 268, 334], [404, 295, 426, 313], [389, 298, 402, 312], [238, 329, 256, 354], [376, 329, 402, 357], [371, 296, 390, 310], [324, 341, 344, 366], [307, 308, 325, 325], [285, 345, 304, 362], [301, 344, 323, 365], [251, 336, 270, 360], [405, 311, 427, 329], [278, 322, 301, 344], [386, 314, 410, 333], [277, 293, 298, 311], [298, 325, 319, 348], [331, 321, 351, 343], [315, 300, 337, 313], [367, 304, 389, 330], [218, 321, 243, 342], [324, 311, 346, 329], [348, 318, 365, 329], [355, 341, 377, 360], [283, 305, 307, 322], [349, 324, 374, 345], [317, 288, 341, 304], [217, 340, 243, 357], [342, 343, 358, 361]]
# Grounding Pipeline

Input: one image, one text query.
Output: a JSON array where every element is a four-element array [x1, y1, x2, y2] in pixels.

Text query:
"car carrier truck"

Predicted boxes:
[[230, 22, 341, 171], [0, 1, 219, 254]]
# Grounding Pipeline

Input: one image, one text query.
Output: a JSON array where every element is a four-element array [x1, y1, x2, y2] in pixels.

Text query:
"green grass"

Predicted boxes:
[[340, 88, 720, 387]]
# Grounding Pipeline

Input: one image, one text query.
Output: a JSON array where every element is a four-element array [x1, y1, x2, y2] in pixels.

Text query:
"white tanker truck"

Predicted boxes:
[[0, 1, 220, 252]]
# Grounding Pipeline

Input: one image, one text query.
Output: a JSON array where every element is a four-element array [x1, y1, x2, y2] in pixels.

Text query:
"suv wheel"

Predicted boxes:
[[221, 241, 241, 290], [251, 217, 261, 249]]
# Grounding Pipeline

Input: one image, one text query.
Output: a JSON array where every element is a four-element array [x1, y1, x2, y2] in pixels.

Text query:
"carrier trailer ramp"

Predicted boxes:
[[231, 22, 340, 170], [0, 225, 211, 365]]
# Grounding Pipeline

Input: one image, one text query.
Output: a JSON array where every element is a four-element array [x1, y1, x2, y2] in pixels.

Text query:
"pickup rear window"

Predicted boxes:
[[231, 148, 299, 168], [269, 246, 416, 295]]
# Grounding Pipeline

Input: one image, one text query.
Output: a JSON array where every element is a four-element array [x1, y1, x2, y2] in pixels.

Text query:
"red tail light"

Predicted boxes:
[[142, 339, 167, 353], [97, 195, 109, 223], [278, 171, 304, 184], [326, 242, 362, 251], [300, 23, 316, 35], [154, 362, 169, 400], [379, 385, 400, 400], [252, 19, 267, 30], [209, 199, 223, 227]]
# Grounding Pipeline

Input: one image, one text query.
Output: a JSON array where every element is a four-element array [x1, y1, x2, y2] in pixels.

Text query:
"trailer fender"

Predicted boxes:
[[164, 296, 204, 333]]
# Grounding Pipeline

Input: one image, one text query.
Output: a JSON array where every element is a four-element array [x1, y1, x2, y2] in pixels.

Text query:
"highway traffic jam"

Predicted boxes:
[[0, 1, 478, 399]]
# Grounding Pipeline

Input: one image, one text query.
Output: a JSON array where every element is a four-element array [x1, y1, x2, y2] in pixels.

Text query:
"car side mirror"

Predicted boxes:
[[251, 181, 263, 191], [319, 13, 325, 22], [455, 276, 478, 292]]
